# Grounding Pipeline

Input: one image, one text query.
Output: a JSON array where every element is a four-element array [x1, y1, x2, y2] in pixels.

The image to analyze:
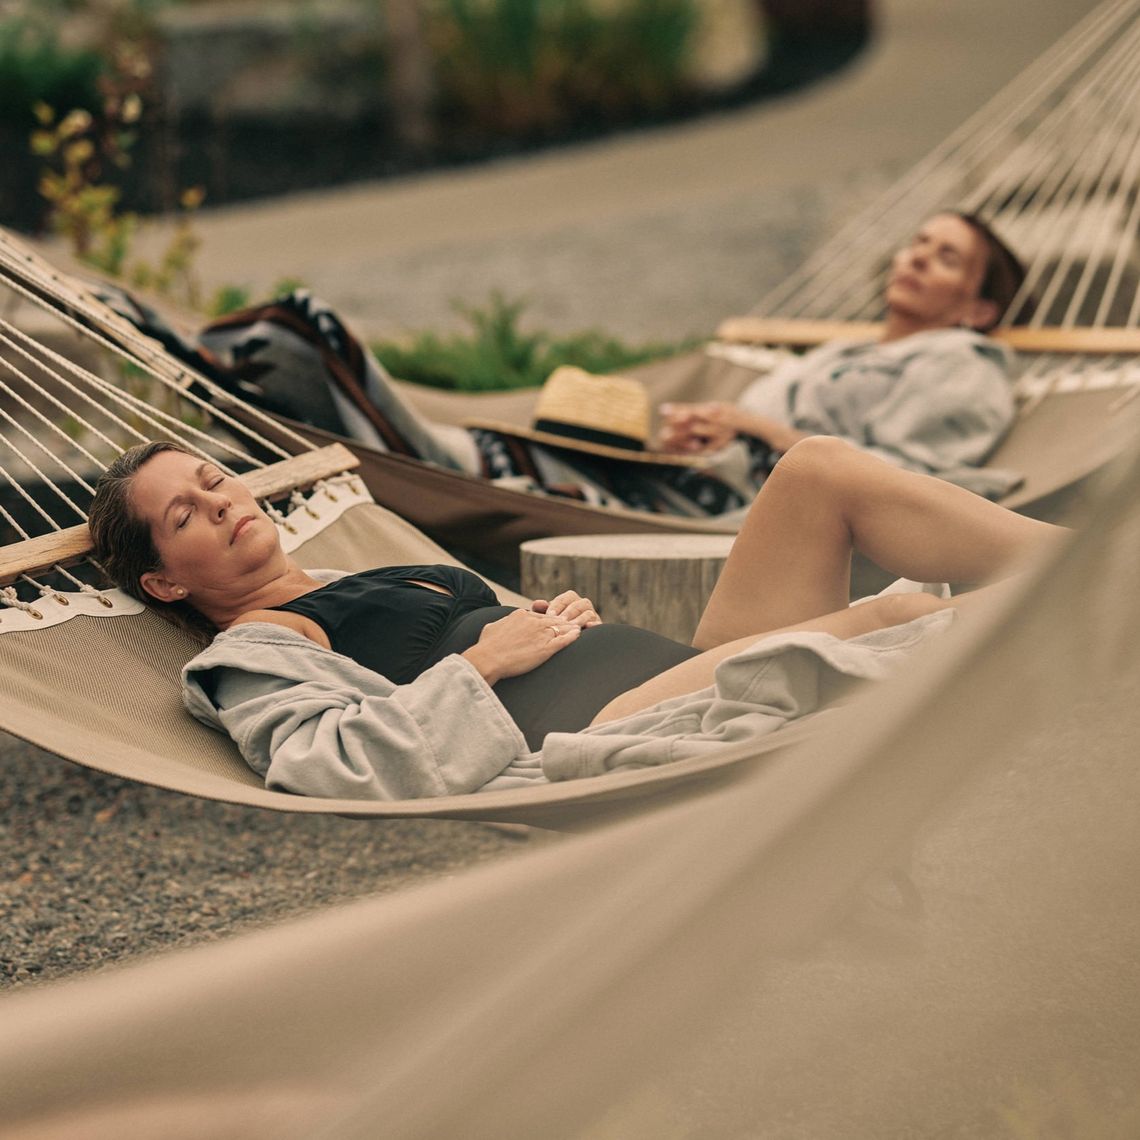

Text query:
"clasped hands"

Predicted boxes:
[[657, 401, 741, 454], [462, 590, 602, 684]]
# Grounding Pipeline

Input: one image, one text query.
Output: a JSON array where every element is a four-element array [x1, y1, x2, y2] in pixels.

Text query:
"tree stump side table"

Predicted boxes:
[[519, 533, 737, 644]]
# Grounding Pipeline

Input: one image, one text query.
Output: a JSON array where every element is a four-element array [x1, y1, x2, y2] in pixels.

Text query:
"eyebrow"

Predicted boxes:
[[916, 228, 970, 261], [160, 461, 220, 529]]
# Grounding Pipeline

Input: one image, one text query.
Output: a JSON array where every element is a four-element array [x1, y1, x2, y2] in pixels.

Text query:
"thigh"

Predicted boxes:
[[597, 591, 944, 725], [693, 439, 855, 649]]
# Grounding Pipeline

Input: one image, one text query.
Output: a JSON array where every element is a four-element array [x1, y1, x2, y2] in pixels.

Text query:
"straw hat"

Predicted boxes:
[[464, 366, 709, 468]]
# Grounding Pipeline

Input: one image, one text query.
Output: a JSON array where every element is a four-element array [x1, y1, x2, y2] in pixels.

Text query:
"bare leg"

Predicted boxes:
[[591, 588, 953, 724], [691, 436, 1061, 650]]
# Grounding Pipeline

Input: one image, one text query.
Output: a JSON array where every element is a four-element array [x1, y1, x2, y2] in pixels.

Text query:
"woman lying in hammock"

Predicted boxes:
[[658, 211, 1027, 498], [190, 212, 1026, 522], [88, 435, 1058, 801]]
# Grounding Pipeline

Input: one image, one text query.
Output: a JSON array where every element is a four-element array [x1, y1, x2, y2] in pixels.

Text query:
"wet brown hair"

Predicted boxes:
[[88, 440, 216, 640], [951, 211, 1028, 329]]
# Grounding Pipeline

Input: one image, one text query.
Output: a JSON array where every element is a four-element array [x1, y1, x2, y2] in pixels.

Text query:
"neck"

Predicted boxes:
[[882, 311, 932, 342], [196, 557, 323, 630]]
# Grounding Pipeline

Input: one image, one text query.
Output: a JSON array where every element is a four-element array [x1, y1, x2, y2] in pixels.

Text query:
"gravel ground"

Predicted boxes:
[[0, 733, 534, 989]]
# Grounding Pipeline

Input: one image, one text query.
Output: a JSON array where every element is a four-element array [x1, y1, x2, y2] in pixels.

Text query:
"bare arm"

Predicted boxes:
[[658, 401, 810, 455]]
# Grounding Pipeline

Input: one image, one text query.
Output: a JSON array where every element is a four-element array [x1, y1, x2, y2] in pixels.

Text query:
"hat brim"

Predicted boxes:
[[464, 419, 713, 468]]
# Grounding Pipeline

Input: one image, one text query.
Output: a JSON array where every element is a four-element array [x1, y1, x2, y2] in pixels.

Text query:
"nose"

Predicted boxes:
[[907, 243, 928, 269], [206, 488, 232, 521]]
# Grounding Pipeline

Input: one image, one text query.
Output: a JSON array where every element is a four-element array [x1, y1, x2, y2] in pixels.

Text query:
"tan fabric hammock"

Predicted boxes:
[[0, 379, 1137, 1140], [0, 233, 817, 829], [7, 0, 1139, 583]]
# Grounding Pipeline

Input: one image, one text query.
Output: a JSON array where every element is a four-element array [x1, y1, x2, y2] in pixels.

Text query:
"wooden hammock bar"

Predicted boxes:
[[715, 318, 1140, 356]]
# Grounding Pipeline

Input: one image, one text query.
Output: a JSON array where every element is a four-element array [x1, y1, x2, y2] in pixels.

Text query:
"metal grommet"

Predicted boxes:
[[29, 608, 43, 620], [97, 595, 114, 609]]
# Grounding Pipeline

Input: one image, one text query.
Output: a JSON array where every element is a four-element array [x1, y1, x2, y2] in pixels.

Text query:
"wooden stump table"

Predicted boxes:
[[520, 533, 737, 644]]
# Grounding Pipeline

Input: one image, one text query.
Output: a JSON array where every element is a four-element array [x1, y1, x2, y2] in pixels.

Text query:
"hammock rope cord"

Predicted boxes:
[[0, 233, 313, 464], [0, 424, 90, 519], [0, 585, 42, 618], [0, 354, 108, 471], [0, 301, 280, 472], [0, 239, 371, 615], [0, 450, 118, 610], [826, 14, 1140, 329]]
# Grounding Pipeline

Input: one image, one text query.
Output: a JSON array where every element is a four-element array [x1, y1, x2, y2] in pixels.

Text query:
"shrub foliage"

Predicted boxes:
[[371, 293, 692, 392]]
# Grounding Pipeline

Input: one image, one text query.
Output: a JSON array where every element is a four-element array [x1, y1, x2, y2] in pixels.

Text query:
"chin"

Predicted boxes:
[[884, 288, 916, 313]]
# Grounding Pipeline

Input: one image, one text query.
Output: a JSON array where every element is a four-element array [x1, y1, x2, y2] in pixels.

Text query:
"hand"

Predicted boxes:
[[658, 402, 740, 454], [461, 608, 581, 685], [530, 590, 602, 629]]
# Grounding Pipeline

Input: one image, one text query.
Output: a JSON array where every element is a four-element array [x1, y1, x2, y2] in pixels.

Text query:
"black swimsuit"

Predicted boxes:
[[269, 565, 699, 750]]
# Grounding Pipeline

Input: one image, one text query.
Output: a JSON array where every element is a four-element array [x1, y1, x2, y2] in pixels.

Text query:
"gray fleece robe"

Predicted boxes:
[[181, 604, 955, 802], [731, 328, 1020, 498]]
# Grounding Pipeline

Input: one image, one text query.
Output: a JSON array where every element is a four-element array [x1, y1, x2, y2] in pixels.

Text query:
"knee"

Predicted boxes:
[[780, 435, 856, 473], [860, 591, 948, 630], [767, 435, 856, 497]]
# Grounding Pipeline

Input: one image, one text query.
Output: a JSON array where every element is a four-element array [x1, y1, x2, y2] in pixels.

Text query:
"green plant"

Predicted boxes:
[[206, 277, 309, 318], [371, 292, 694, 392], [30, 35, 206, 311], [206, 284, 253, 319], [0, 14, 102, 129], [429, 0, 699, 136]]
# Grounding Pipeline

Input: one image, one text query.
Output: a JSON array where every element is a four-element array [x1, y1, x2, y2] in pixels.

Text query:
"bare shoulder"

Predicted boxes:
[[228, 608, 331, 649]]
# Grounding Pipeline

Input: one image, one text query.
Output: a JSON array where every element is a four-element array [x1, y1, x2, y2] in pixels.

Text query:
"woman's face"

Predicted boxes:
[[884, 214, 997, 332], [128, 449, 279, 604]]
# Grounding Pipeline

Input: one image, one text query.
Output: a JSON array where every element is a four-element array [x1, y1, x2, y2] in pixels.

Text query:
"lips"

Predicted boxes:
[[891, 271, 922, 291], [231, 515, 255, 544]]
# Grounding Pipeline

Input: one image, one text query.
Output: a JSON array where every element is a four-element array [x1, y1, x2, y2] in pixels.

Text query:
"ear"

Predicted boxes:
[[965, 297, 1000, 332], [139, 569, 185, 604]]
